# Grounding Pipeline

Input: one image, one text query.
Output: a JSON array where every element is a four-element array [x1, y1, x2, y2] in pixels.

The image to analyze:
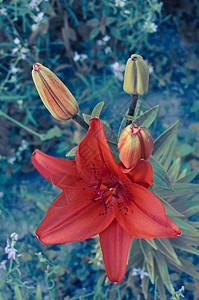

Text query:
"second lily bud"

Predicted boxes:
[[118, 123, 153, 169], [32, 63, 79, 120], [123, 54, 149, 96]]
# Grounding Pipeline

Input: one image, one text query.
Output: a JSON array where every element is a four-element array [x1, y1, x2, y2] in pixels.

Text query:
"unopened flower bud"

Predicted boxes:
[[32, 63, 79, 120], [123, 54, 149, 95], [118, 123, 153, 169]]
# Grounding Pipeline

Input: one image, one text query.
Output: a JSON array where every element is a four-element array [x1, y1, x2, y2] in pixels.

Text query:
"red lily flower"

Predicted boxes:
[[32, 118, 181, 282]]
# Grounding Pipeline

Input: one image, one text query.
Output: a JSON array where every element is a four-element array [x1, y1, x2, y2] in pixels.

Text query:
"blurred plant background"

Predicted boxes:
[[0, 0, 198, 299]]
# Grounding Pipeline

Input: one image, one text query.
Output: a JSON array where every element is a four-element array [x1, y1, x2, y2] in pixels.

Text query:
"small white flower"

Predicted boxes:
[[102, 35, 111, 42], [0, 192, 4, 198], [104, 46, 112, 54], [33, 12, 44, 23], [14, 38, 20, 45], [96, 40, 103, 46], [111, 62, 126, 81], [73, 51, 80, 62], [9, 75, 17, 82], [8, 157, 16, 165], [32, 24, 39, 31], [73, 51, 88, 62], [0, 8, 7, 15], [115, 0, 126, 7], [148, 65, 153, 74], [11, 67, 20, 73], [131, 267, 149, 280], [10, 232, 19, 241], [12, 47, 19, 54], [17, 99, 23, 105]]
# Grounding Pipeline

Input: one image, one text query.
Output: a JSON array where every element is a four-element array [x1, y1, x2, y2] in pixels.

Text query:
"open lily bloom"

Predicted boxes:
[[32, 118, 181, 282]]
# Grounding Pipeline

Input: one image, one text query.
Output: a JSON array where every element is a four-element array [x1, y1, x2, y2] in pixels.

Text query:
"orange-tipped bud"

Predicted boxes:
[[118, 123, 153, 169], [32, 63, 79, 120], [123, 54, 149, 95]]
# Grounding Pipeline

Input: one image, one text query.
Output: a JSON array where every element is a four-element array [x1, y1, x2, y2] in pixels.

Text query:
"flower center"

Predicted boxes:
[[88, 179, 120, 211]]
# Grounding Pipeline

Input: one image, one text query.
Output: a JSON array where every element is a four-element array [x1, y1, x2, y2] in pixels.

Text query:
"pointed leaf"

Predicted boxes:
[[160, 134, 176, 171], [133, 105, 159, 128], [173, 183, 199, 195], [66, 146, 77, 157], [152, 121, 178, 160], [156, 253, 173, 293], [159, 196, 184, 217], [139, 240, 154, 266], [82, 113, 91, 123], [172, 217, 198, 231], [91, 101, 104, 118], [168, 157, 181, 182], [145, 260, 154, 284], [155, 238, 181, 266], [148, 155, 173, 190], [145, 238, 157, 250], [176, 168, 199, 183], [14, 285, 23, 300], [142, 276, 149, 299], [157, 238, 181, 266]]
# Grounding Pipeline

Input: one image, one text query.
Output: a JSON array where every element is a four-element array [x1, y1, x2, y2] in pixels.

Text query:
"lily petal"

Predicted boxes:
[[32, 149, 81, 189], [36, 183, 115, 243], [99, 219, 133, 282], [120, 160, 153, 188], [76, 118, 121, 182], [114, 183, 181, 239]]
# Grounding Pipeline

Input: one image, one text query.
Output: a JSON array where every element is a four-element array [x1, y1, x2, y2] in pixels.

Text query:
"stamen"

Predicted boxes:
[[88, 183, 97, 187], [96, 179, 102, 190], [97, 191, 105, 198], [101, 197, 107, 211]]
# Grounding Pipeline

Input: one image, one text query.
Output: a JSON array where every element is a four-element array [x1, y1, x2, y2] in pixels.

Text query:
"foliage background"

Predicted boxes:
[[0, 0, 198, 299]]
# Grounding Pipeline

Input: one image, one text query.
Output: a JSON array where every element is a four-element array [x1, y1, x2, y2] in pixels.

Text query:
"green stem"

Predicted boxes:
[[0, 110, 43, 139], [72, 114, 89, 130], [127, 94, 138, 126]]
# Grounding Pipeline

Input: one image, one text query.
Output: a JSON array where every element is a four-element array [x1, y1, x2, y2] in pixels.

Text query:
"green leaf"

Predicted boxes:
[[145, 260, 154, 284], [176, 168, 199, 183], [14, 285, 23, 300], [168, 157, 181, 182], [91, 102, 104, 118], [156, 238, 181, 266], [76, 73, 90, 88], [102, 121, 119, 162], [159, 196, 184, 217], [145, 238, 157, 250], [155, 253, 173, 293], [139, 240, 154, 266], [172, 238, 199, 256], [82, 113, 91, 124], [133, 105, 159, 128], [172, 217, 198, 231], [36, 284, 43, 300], [106, 17, 116, 25], [66, 146, 77, 157], [42, 126, 62, 141], [142, 276, 149, 299], [87, 18, 99, 27], [90, 26, 100, 39], [173, 183, 199, 195], [148, 155, 173, 190], [160, 134, 177, 171], [152, 121, 178, 160]]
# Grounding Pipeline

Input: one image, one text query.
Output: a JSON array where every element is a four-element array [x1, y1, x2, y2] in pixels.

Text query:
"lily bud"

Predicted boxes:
[[123, 54, 149, 95], [32, 63, 79, 120], [118, 123, 153, 169]]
